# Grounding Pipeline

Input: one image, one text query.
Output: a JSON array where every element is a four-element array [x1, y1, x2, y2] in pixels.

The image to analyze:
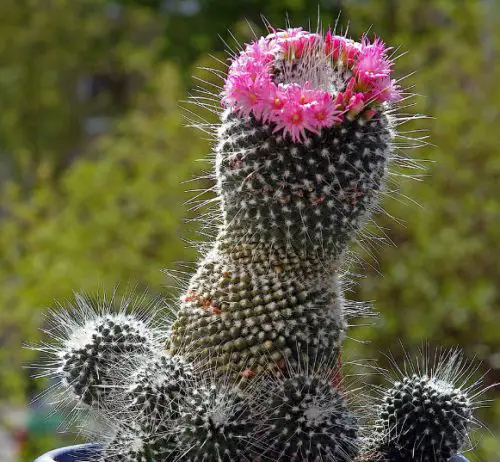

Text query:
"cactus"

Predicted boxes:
[[174, 382, 254, 461], [118, 353, 195, 431], [254, 372, 359, 461], [169, 27, 397, 379], [33, 292, 167, 409], [99, 423, 176, 462], [364, 351, 482, 462], [31, 21, 491, 462], [375, 374, 471, 461]]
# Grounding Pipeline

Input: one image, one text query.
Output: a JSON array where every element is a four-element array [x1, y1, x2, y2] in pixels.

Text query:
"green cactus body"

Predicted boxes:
[[50, 295, 162, 408], [371, 373, 472, 462], [170, 100, 394, 376], [176, 384, 254, 462], [101, 424, 176, 462], [121, 353, 195, 430], [170, 235, 345, 375], [216, 111, 392, 252], [62, 314, 154, 406], [256, 374, 359, 461]]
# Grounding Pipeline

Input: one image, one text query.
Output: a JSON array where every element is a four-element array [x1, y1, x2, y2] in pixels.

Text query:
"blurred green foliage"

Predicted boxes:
[[0, 0, 498, 460]]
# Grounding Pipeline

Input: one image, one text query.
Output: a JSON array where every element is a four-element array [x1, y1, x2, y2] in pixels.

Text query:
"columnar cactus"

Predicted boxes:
[[32, 21, 489, 462], [169, 28, 397, 378]]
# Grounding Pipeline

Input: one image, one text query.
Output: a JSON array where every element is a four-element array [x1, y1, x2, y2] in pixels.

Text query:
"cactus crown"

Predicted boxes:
[[215, 27, 399, 256], [221, 28, 400, 140]]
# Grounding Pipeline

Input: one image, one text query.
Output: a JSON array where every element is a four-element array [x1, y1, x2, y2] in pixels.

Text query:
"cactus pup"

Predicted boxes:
[[363, 350, 490, 462]]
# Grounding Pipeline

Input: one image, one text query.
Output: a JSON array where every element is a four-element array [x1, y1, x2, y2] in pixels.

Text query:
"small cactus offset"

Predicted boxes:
[[117, 352, 195, 430], [99, 423, 176, 462], [33, 292, 167, 410], [252, 358, 360, 462], [364, 351, 483, 462], [31, 20, 491, 462], [374, 374, 471, 461], [174, 382, 254, 461]]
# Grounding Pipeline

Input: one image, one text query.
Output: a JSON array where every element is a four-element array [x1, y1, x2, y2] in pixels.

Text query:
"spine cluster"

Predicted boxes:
[[33, 24, 486, 462]]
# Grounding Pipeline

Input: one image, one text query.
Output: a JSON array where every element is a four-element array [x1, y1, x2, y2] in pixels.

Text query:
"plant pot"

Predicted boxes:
[[34, 444, 101, 462], [34, 445, 469, 462]]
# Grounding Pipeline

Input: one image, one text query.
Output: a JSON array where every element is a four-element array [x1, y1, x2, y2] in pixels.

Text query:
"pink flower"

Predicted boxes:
[[325, 31, 361, 66], [334, 78, 356, 109], [284, 34, 320, 59], [221, 76, 240, 107], [363, 108, 378, 120], [266, 28, 321, 60], [354, 36, 393, 91], [335, 83, 366, 119], [253, 80, 286, 122], [244, 38, 276, 63], [221, 26, 402, 138], [282, 83, 316, 106], [366, 75, 402, 103], [346, 93, 365, 116], [274, 100, 318, 143], [223, 74, 271, 118], [308, 92, 343, 128], [354, 50, 392, 89], [361, 35, 390, 57], [346, 93, 366, 119], [266, 27, 305, 42], [229, 56, 269, 81]]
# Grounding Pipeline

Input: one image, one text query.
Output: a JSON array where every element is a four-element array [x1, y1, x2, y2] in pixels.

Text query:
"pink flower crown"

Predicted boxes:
[[222, 28, 401, 143]]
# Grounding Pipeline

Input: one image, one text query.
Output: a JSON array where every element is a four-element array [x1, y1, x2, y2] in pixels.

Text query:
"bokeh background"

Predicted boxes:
[[0, 0, 498, 460]]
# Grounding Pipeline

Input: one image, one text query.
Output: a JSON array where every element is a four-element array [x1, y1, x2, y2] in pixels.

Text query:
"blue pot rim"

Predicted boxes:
[[34, 443, 101, 462], [35, 444, 470, 462]]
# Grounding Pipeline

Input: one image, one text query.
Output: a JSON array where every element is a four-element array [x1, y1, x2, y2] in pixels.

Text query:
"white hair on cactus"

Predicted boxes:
[[364, 347, 496, 462], [250, 344, 365, 462], [97, 350, 198, 436], [29, 288, 169, 426], [162, 350, 263, 462], [91, 420, 176, 462], [184, 16, 428, 264], [29, 15, 440, 462]]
